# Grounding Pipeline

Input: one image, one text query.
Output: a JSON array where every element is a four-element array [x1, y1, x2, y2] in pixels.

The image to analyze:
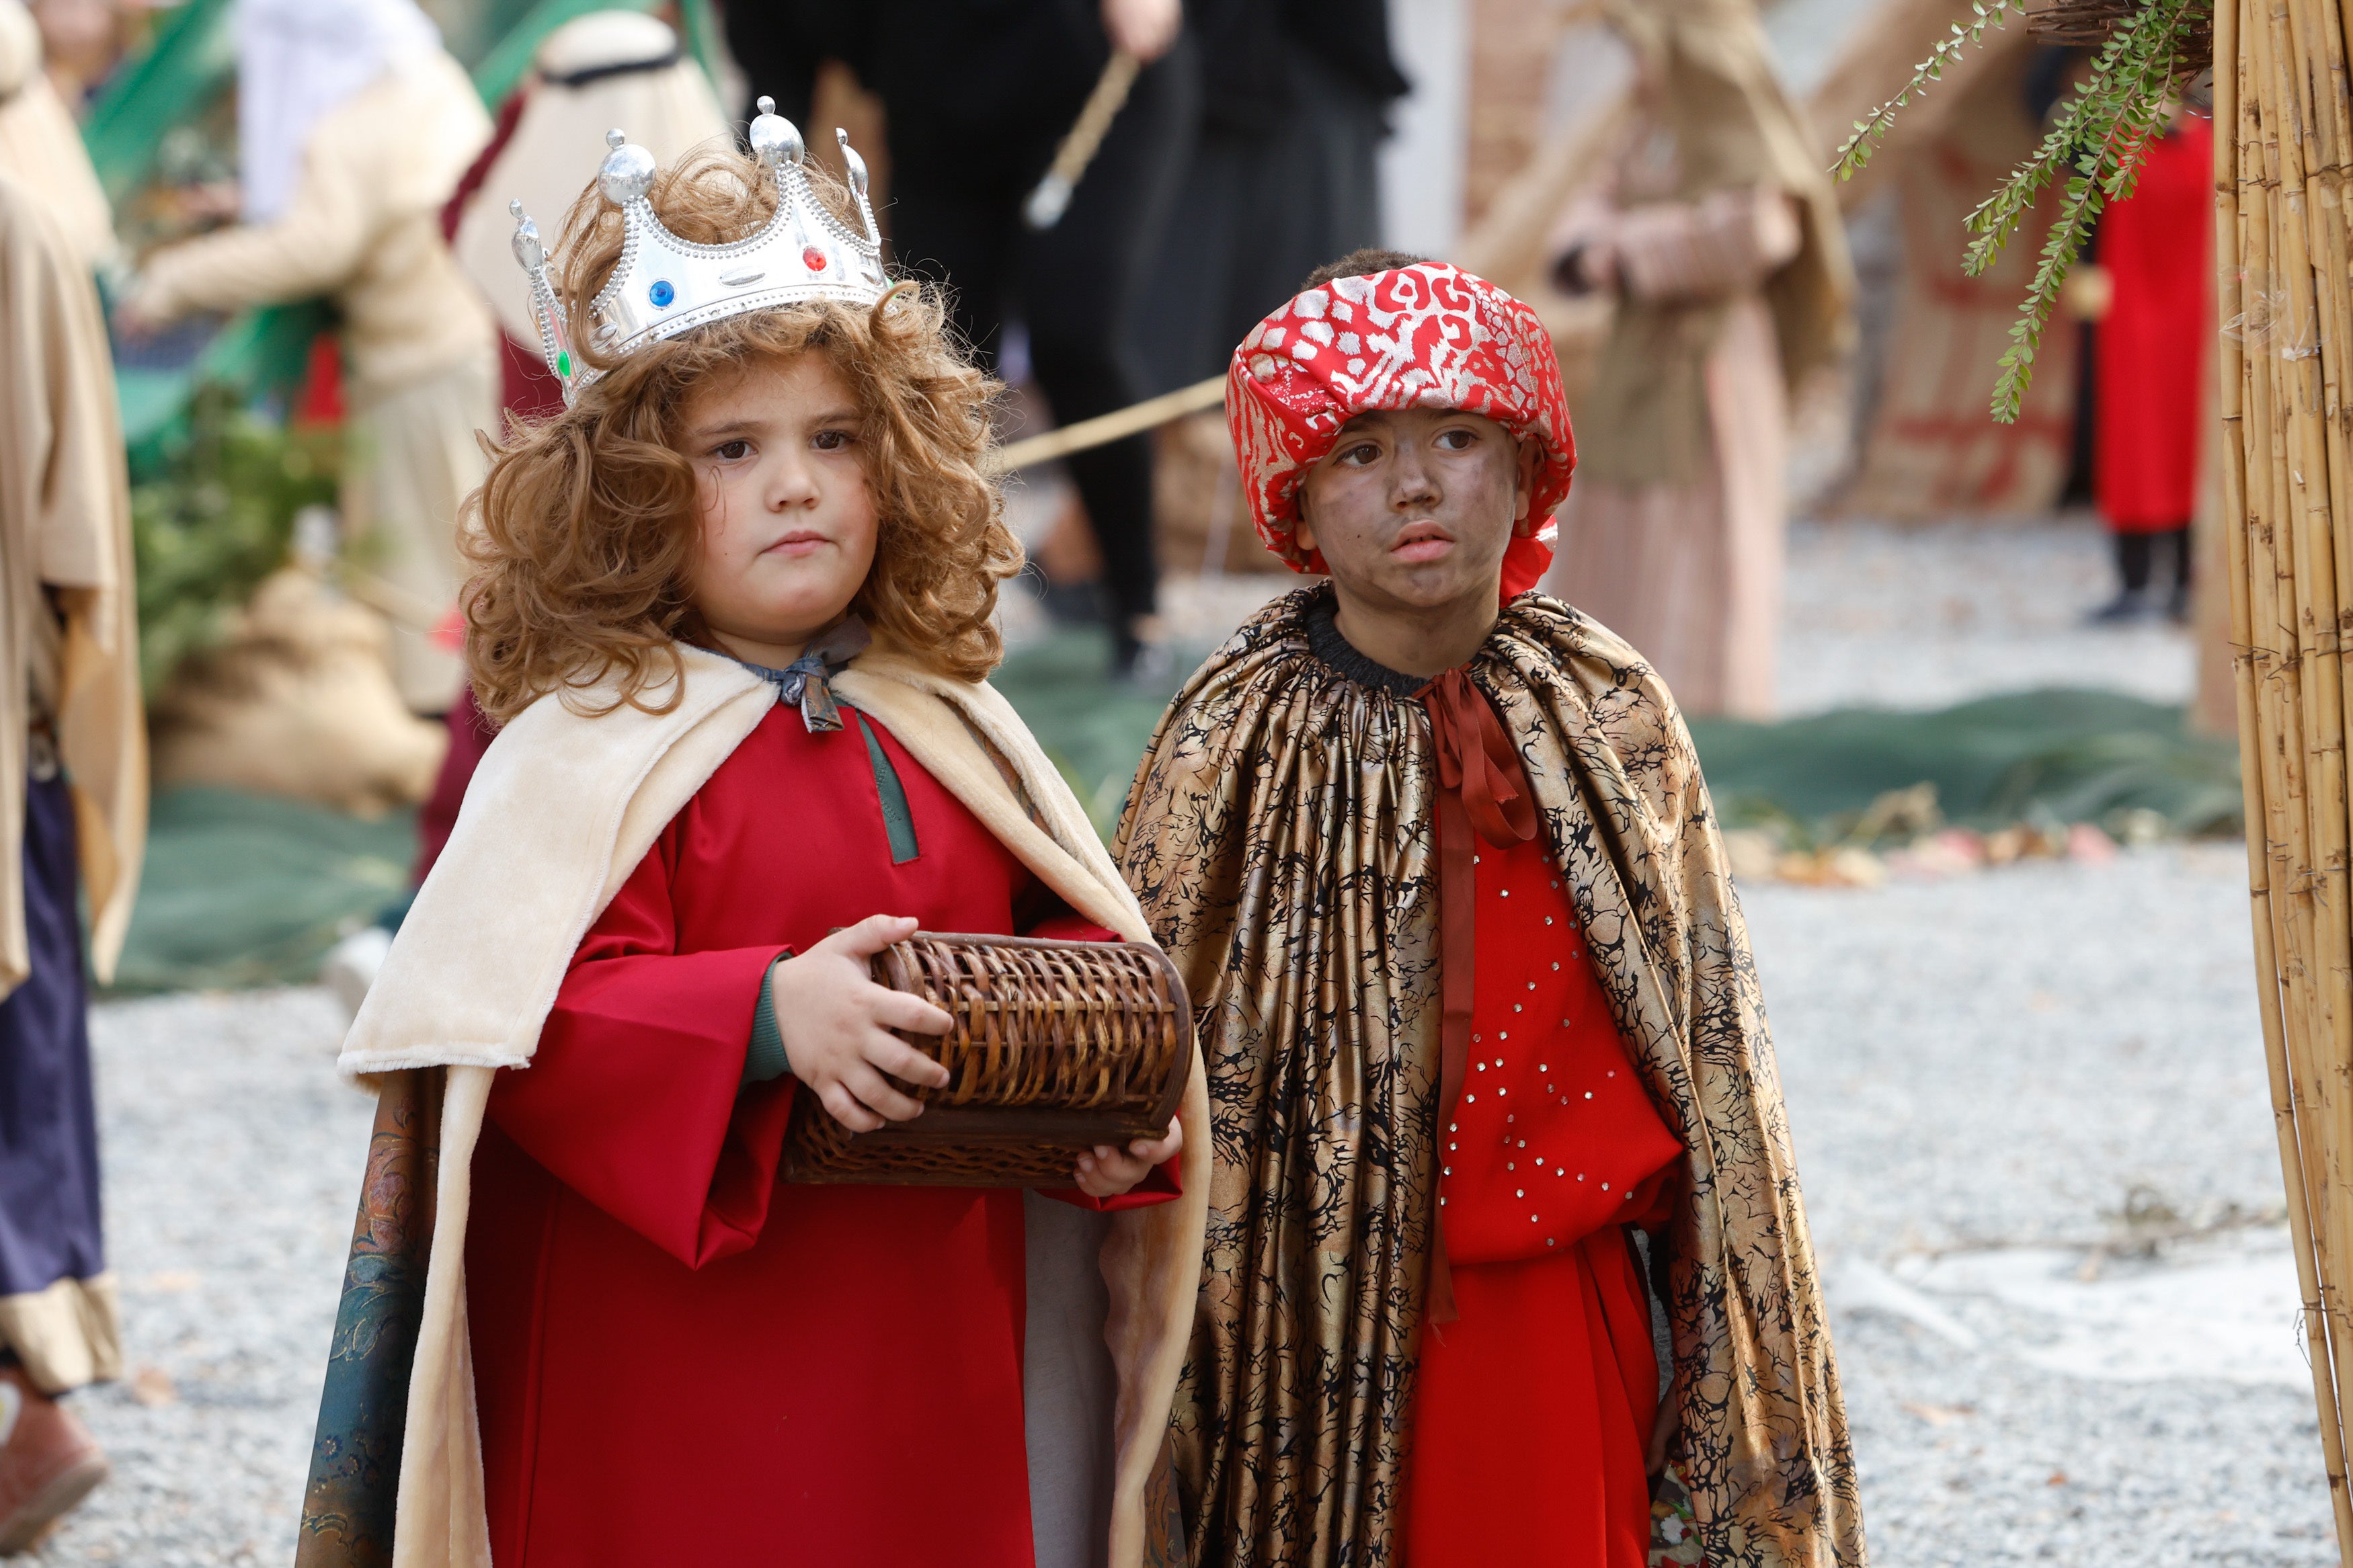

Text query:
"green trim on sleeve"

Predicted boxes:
[[743, 952, 794, 1085], [852, 710, 922, 864]]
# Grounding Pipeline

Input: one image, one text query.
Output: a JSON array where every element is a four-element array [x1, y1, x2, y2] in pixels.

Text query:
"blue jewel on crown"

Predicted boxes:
[[508, 95, 888, 407]]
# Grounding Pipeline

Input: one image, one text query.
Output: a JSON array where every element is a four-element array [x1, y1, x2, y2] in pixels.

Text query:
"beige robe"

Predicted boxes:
[[131, 54, 497, 710], [1546, 187, 1800, 720], [337, 642, 1211, 1568], [0, 172, 143, 1391], [0, 7, 115, 272]]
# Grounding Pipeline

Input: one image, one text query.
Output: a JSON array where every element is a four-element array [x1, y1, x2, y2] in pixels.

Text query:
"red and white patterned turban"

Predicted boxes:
[[1225, 261, 1575, 599]]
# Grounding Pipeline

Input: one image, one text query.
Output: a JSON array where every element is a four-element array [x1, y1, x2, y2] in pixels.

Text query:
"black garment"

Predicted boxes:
[[2114, 526, 2190, 593], [889, 37, 1195, 632], [730, 3, 1197, 633], [1133, 52, 1388, 393], [0, 772, 104, 1314], [1133, 1, 1401, 393]]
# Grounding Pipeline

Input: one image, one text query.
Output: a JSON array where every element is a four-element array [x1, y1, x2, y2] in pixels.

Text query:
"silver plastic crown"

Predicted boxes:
[[510, 97, 888, 406]]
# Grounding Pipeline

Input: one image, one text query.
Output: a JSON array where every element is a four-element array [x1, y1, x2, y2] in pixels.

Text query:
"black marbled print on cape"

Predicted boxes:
[[1114, 586, 1864, 1568]]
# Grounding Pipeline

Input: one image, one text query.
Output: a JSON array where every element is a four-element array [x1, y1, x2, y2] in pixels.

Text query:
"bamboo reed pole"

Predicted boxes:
[[2228, 0, 2353, 1550], [2265, 0, 2353, 1163], [2256, 3, 2353, 1411], [2245, 0, 2342, 1391], [2231, 0, 2353, 1533], [2274, 0, 2353, 1458]]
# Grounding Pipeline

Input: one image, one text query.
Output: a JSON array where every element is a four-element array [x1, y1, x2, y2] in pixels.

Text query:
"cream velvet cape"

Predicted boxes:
[[339, 643, 1210, 1568]]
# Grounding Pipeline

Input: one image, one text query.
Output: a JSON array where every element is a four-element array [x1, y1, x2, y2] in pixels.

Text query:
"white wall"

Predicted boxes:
[[1380, 0, 1470, 257]]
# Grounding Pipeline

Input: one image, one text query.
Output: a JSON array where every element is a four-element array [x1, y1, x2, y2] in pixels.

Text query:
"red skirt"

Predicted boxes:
[[1403, 1226, 1661, 1568]]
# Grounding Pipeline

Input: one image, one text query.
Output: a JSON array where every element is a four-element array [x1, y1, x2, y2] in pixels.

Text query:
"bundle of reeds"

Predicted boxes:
[[2219, 0, 2353, 1547]]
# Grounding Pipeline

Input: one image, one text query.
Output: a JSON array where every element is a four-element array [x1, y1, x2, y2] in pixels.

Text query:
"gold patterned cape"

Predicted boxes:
[[1113, 586, 1864, 1568]]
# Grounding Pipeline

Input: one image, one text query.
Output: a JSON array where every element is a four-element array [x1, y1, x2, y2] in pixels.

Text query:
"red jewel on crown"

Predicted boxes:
[[803, 246, 828, 272]]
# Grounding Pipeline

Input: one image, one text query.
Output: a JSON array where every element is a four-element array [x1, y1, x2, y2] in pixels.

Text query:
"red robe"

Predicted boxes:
[[465, 698, 1156, 1567], [1404, 825, 1683, 1567], [2093, 114, 2215, 532]]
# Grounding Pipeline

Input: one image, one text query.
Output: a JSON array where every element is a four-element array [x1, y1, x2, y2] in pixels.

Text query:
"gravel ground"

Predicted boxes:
[[1747, 845, 2334, 1567], [24, 518, 2325, 1564], [32, 989, 366, 1565], [1778, 515, 2197, 715]]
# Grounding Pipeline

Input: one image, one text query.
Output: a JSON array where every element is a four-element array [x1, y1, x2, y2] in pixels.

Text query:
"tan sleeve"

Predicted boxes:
[[1608, 187, 1804, 304], [0, 177, 145, 983], [130, 110, 381, 319]]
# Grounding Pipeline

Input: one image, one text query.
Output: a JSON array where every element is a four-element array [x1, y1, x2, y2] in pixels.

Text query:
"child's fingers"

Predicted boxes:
[[1126, 1117, 1184, 1164], [873, 989, 953, 1038], [866, 1034, 951, 1089], [1072, 1151, 1115, 1198], [820, 913, 920, 960], [817, 1081, 886, 1134], [842, 1062, 928, 1123]]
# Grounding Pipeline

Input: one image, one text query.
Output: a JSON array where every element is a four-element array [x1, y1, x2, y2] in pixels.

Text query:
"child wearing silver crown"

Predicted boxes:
[[293, 108, 1204, 1568]]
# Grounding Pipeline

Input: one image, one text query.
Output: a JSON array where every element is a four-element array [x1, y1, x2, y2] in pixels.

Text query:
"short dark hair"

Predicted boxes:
[[1297, 248, 1433, 292]]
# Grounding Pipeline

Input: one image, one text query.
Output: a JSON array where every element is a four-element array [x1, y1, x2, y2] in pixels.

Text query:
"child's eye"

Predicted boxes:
[[1337, 442, 1381, 466], [711, 439, 752, 461], [813, 428, 856, 452], [1436, 428, 1476, 450]]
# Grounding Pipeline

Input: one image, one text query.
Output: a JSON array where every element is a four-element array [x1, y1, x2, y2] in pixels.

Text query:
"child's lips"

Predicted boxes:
[[1390, 522, 1455, 563], [764, 532, 832, 557]]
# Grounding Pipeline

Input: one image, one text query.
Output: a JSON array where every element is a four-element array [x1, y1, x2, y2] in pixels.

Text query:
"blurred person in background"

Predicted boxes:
[[0, 165, 145, 1551], [116, 0, 497, 715], [25, 0, 116, 110], [2073, 104, 2211, 625], [729, 0, 1196, 678], [448, 10, 728, 431], [414, 9, 728, 874], [1542, 0, 1850, 720], [321, 9, 732, 1014], [0, 0, 112, 270], [1133, 0, 1406, 393]]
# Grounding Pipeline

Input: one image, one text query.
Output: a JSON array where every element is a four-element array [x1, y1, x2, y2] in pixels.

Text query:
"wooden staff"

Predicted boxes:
[[1023, 50, 1142, 230], [986, 374, 1226, 475]]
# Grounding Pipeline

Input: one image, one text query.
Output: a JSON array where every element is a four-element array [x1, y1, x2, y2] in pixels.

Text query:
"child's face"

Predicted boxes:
[[1295, 407, 1540, 616], [681, 351, 879, 662]]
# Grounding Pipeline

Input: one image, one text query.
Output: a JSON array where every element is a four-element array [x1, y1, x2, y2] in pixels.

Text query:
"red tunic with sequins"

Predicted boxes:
[[1403, 821, 1685, 1567]]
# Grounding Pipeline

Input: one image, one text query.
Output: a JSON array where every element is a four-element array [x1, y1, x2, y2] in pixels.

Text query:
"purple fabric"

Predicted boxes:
[[0, 773, 104, 1299]]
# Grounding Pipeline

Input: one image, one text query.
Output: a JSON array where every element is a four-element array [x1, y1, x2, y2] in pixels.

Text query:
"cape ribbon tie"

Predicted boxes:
[[1422, 669, 1538, 848], [1417, 667, 1539, 1329], [742, 617, 873, 732]]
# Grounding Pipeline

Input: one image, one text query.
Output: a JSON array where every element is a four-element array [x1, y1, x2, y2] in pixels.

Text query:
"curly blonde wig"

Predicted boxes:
[[465, 146, 1021, 724]]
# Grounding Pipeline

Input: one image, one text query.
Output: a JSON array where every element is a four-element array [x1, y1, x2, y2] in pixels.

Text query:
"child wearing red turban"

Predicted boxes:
[[1116, 251, 1864, 1568]]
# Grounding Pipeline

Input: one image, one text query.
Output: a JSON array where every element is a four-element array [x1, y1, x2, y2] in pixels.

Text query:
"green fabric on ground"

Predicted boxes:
[[1684, 689, 2243, 842], [990, 632, 2242, 845], [108, 667, 2239, 993], [109, 789, 414, 994], [994, 628, 1197, 836]]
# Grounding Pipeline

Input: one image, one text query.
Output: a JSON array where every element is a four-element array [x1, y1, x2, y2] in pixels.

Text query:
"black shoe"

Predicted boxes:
[[2086, 589, 2151, 625], [1111, 627, 1172, 686]]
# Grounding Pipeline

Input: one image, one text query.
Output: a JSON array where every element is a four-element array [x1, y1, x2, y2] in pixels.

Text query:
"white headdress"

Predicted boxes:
[[235, 0, 442, 222], [453, 11, 727, 349]]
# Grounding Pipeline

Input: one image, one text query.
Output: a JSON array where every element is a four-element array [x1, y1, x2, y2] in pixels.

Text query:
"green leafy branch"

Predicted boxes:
[[1833, 0, 2035, 180], [1833, 0, 2213, 423]]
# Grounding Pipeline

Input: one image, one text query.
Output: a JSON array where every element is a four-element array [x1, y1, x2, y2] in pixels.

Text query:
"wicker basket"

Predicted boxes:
[[2024, 0, 2212, 69], [782, 931, 1191, 1187]]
